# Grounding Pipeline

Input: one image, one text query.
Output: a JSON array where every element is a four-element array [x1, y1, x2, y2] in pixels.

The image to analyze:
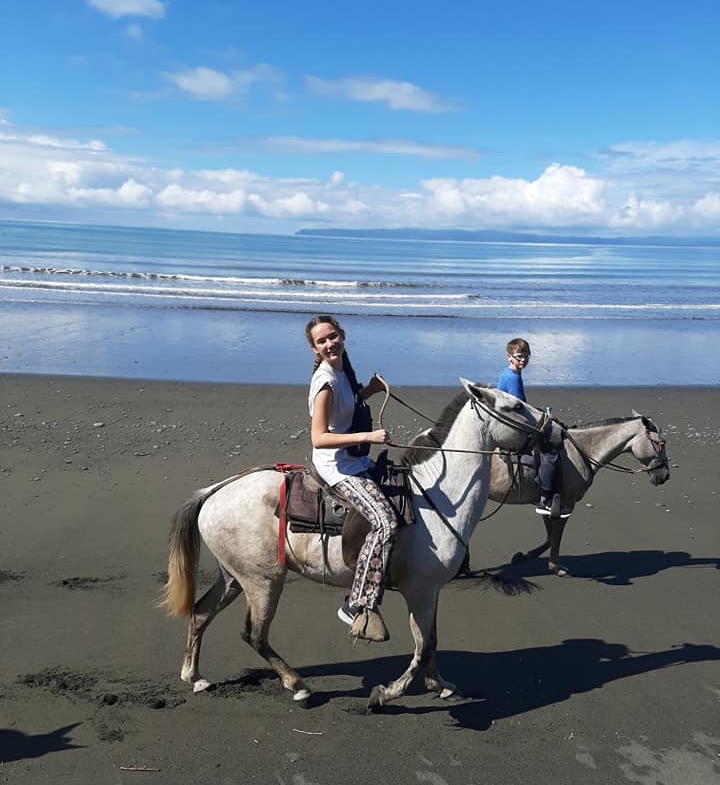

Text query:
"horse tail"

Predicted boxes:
[[158, 490, 208, 617], [158, 470, 261, 616]]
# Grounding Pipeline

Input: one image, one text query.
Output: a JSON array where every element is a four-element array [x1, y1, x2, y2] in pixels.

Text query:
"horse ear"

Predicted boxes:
[[459, 377, 495, 404], [633, 409, 654, 429], [459, 377, 476, 395]]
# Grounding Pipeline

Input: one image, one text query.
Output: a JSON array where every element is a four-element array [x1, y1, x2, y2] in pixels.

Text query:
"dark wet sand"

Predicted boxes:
[[1, 374, 719, 784]]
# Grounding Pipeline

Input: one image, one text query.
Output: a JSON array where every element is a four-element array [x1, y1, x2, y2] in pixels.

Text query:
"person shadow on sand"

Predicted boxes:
[[0, 722, 82, 763]]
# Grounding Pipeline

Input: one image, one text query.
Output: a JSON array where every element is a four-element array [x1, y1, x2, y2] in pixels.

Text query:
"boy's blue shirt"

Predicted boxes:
[[497, 367, 526, 401]]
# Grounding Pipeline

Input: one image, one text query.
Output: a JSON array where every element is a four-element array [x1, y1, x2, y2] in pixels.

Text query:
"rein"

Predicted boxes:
[[374, 376, 544, 526], [374, 382, 667, 523], [374, 374, 545, 456], [563, 427, 668, 476]]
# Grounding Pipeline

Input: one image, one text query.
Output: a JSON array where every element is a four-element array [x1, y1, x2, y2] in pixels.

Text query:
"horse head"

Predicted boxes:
[[630, 410, 670, 486], [460, 378, 546, 455]]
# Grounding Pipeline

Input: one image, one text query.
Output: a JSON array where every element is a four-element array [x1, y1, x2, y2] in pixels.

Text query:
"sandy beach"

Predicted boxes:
[[1, 373, 719, 785]]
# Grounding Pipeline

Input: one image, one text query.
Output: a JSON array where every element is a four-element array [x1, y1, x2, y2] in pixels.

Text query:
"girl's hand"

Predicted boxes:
[[362, 374, 386, 397], [369, 428, 390, 444]]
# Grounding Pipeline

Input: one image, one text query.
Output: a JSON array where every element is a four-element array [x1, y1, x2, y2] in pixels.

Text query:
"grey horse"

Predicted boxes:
[[484, 411, 670, 575], [160, 380, 547, 709]]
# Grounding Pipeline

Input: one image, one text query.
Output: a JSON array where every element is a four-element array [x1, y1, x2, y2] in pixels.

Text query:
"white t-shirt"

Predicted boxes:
[[308, 362, 371, 486]]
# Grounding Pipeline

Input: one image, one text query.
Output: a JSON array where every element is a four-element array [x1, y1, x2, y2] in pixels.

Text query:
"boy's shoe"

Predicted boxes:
[[535, 494, 562, 517], [337, 598, 359, 626]]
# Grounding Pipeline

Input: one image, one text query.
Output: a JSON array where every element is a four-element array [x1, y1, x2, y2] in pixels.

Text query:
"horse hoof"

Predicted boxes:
[[367, 685, 386, 711], [511, 551, 527, 565], [549, 563, 569, 577], [439, 685, 462, 701], [192, 678, 212, 693], [293, 687, 312, 702]]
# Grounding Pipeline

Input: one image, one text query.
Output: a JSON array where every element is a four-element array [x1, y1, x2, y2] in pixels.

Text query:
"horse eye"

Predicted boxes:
[[513, 402, 523, 411]]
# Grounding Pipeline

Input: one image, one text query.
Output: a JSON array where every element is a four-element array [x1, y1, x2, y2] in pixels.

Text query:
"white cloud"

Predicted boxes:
[[598, 139, 720, 203], [87, 0, 165, 19], [156, 184, 248, 212], [264, 136, 478, 160], [422, 164, 608, 225], [305, 75, 457, 113], [67, 178, 154, 207], [694, 192, 720, 219], [163, 65, 282, 101], [231, 64, 283, 93], [3, 120, 720, 235], [164, 68, 234, 100], [0, 129, 107, 151], [250, 192, 330, 219], [610, 194, 681, 230]]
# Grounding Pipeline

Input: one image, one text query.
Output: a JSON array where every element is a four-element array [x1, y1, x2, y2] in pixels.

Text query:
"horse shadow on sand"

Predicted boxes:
[[0, 723, 83, 763], [468, 548, 720, 586], [205, 553, 720, 728], [211, 639, 720, 730]]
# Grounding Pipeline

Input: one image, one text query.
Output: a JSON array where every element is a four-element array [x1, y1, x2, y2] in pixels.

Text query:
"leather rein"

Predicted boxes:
[[377, 379, 666, 477], [374, 381, 668, 529], [562, 426, 669, 476], [373, 376, 545, 536], [374, 374, 547, 457]]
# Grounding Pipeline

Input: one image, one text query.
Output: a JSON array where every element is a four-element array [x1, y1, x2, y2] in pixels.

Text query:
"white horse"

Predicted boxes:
[[160, 380, 546, 709]]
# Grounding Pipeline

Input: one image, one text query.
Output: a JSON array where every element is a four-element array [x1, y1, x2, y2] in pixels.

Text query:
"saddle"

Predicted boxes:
[[275, 451, 414, 570], [500, 450, 538, 486]]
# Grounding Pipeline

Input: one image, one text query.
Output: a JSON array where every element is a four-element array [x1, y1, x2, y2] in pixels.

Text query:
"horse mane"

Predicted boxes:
[[567, 415, 640, 430], [401, 391, 470, 466]]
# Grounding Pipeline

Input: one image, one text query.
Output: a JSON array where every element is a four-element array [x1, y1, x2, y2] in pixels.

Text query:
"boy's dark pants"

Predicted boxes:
[[538, 444, 560, 500]]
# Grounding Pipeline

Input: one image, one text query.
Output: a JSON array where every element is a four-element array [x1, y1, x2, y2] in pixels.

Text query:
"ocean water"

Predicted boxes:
[[0, 219, 718, 387]]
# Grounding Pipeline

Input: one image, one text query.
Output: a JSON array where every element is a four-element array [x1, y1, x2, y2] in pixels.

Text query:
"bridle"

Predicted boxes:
[[373, 382, 668, 531], [375, 374, 546, 457], [643, 430, 669, 472], [372, 377, 546, 542], [564, 422, 669, 476]]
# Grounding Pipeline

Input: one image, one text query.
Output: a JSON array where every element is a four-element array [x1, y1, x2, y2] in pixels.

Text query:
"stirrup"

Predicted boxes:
[[350, 607, 390, 643]]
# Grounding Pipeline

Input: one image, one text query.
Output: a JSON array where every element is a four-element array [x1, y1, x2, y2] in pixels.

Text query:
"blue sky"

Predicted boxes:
[[1, 0, 719, 235]]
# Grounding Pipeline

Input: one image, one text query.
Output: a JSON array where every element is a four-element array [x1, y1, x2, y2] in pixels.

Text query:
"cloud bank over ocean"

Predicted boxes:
[[3, 1, 720, 236]]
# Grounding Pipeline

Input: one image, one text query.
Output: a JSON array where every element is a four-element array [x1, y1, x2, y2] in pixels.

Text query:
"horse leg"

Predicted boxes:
[[423, 634, 461, 700], [181, 564, 242, 693], [511, 516, 551, 565], [411, 586, 459, 699], [548, 518, 569, 576], [240, 577, 312, 703], [367, 589, 454, 710]]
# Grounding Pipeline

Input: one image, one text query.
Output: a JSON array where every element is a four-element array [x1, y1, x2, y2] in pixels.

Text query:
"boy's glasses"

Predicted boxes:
[[510, 354, 530, 361]]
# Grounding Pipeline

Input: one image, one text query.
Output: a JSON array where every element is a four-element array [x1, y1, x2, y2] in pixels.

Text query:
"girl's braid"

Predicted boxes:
[[342, 352, 362, 394]]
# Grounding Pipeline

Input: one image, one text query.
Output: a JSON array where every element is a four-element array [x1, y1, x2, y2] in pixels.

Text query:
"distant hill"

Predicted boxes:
[[295, 227, 720, 246]]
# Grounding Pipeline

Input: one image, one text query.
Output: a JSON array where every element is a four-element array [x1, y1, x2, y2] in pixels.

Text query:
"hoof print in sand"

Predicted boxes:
[[18, 667, 185, 712], [0, 569, 26, 584], [54, 574, 125, 590]]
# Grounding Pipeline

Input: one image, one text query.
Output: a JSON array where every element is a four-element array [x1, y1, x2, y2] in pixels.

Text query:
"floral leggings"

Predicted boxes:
[[333, 473, 398, 611]]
